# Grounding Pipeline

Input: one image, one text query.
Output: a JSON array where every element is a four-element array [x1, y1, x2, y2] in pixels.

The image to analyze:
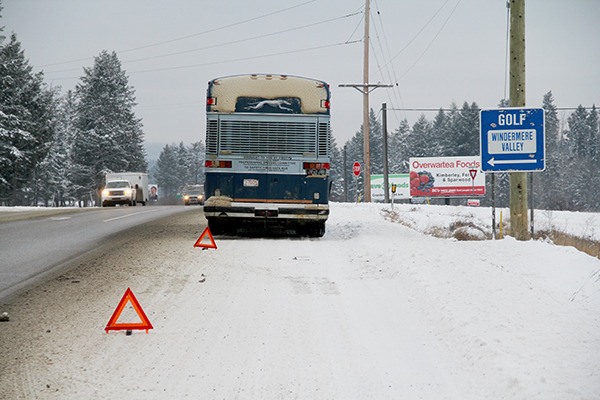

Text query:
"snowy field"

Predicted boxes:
[[0, 202, 599, 399]]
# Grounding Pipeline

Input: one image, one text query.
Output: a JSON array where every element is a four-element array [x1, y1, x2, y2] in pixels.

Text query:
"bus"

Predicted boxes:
[[202, 74, 332, 237]]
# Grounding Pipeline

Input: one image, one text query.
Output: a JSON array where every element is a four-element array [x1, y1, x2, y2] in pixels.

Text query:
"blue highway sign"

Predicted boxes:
[[480, 108, 545, 172]]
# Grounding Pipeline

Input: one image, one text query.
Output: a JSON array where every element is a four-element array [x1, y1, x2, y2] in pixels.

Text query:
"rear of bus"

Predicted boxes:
[[203, 74, 331, 237]]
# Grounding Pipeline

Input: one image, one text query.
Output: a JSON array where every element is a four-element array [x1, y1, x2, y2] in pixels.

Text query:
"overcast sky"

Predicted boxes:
[[3, 0, 599, 156]]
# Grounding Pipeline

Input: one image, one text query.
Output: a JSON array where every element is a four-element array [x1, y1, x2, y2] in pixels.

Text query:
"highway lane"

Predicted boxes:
[[0, 205, 202, 300]]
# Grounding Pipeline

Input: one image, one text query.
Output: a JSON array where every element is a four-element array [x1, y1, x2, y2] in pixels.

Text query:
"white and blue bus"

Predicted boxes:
[[202, 74, 331, 237]]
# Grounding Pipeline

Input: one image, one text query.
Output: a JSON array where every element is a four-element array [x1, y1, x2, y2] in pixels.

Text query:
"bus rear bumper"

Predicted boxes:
[[203, 197, 329, 221]]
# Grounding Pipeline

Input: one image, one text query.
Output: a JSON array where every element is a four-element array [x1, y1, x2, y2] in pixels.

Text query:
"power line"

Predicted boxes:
[[129, 40, 361, 74], [121, 11, 362, 65], [370, 0, 405, 125], [35, 0, 319, 68], [42, 10, 362, 74], [46, 40, 362, 80], [398, 0, 462, 81], [373, 0, 452, 76]]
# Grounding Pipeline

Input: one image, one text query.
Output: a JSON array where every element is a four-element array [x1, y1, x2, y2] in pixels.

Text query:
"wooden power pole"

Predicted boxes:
[[509, 0, 529, 240], [339, 0, 391, 202], [362, 0, 372, 202]]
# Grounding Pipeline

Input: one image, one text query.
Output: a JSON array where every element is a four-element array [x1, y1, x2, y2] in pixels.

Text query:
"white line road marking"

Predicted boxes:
[[103, 209, 160, 222]]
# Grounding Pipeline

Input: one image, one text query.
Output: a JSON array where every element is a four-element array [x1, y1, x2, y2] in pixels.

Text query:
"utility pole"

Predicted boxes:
[[382, 103, 390, 203], [362, 0, 371, 202], [339, 0, 392, 202], [509, 0, 529, 240]]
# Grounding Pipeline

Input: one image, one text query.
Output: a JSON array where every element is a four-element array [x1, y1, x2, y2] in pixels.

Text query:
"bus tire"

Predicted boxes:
[[207, 219, 224, 235], [310, 222, 326, 238], [300, 222, 325, 238]]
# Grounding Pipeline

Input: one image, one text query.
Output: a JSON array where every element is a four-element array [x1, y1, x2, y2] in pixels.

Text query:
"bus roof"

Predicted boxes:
[[206, 74, 330, 115]]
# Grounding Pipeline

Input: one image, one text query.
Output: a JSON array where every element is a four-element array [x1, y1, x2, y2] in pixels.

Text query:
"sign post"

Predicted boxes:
[[480, 108, 545, 173], [469, 169, 477, 195], [480, 107, 545, 241], [352, 162, 361, 203]]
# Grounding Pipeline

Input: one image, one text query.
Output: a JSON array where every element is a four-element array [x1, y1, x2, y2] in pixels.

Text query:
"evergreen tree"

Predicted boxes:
[[155, 144, 179, 198], [441, 102, 461, 156], [345, 129, 365, 201], [388, 119, 410, 173], [71, 50, 147, 203], [406, 114, 433, 158], [587, 105, 599, 161], [36, 91, 78, 206], [0, 34, 55, 205], [329, 135, 344, 202], [451, 102, 480, 156], [567, 106, 590, 158], [368, 109, 384, 175], [155, 142, 205, 201], [175, 142, 192, 187], [565, 106, 591, 210], [338, 108, 383, 201], [586, 105, 599, 209], [535, 91, 566, 210], [432, 108, 451, 156], [28, 86, 61, 206], [186, 141, 205, 185]]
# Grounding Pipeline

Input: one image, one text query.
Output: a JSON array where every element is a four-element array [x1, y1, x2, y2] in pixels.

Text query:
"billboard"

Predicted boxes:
[[409, 156, 485, 198], [371, 174, 410, 202]]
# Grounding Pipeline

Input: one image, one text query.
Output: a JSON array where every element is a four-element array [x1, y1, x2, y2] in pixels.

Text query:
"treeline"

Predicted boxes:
[[335, 94, 600, 211], [153, 142, 205, 200], [0, 33, 146, 206]]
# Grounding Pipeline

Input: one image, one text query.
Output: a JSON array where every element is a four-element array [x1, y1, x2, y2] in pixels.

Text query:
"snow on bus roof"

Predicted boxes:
[[207, 73, 329, 114]]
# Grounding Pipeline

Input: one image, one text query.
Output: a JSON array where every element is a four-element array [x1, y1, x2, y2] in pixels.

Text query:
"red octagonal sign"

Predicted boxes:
[[352, 161, 361, 177]]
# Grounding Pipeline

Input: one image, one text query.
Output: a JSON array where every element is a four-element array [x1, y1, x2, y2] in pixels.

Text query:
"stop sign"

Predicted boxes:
[[352, 161, 361, 176]]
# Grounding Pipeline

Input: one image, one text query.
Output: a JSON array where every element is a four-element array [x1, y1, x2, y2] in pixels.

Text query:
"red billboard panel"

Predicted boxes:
[[409, 156, 485, 198]]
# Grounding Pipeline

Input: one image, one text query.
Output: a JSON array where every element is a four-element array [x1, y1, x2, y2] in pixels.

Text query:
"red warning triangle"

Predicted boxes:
[[194, 227, 217, 249], [105, 288, 153, 333]]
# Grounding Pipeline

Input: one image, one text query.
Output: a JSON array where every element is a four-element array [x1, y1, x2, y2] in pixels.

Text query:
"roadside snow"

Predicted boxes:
[[0, 202, 598, 399]]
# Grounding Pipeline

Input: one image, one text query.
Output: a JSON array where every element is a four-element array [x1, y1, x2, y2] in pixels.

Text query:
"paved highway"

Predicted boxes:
[[0, 206, 200, 300]]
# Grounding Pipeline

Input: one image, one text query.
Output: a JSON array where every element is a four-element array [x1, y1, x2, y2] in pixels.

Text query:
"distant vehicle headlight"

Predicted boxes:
[[102, 190, 109, 197], [184, 195, 190, 200], [124, 189, 132, 196]]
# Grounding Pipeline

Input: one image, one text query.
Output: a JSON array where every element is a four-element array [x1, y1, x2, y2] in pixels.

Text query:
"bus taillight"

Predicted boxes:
[[321, 100, 330, 109], [303, 162, 330, 176], [206, 97, 217, 106], [205, 160, 232, 168]]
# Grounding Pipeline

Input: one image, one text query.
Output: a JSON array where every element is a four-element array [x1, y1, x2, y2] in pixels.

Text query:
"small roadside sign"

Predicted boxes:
[[370, 174, 410, 201], [480, 107, 545, 172], [352, 161, 361, 177], [467, 199, 481, 207]]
